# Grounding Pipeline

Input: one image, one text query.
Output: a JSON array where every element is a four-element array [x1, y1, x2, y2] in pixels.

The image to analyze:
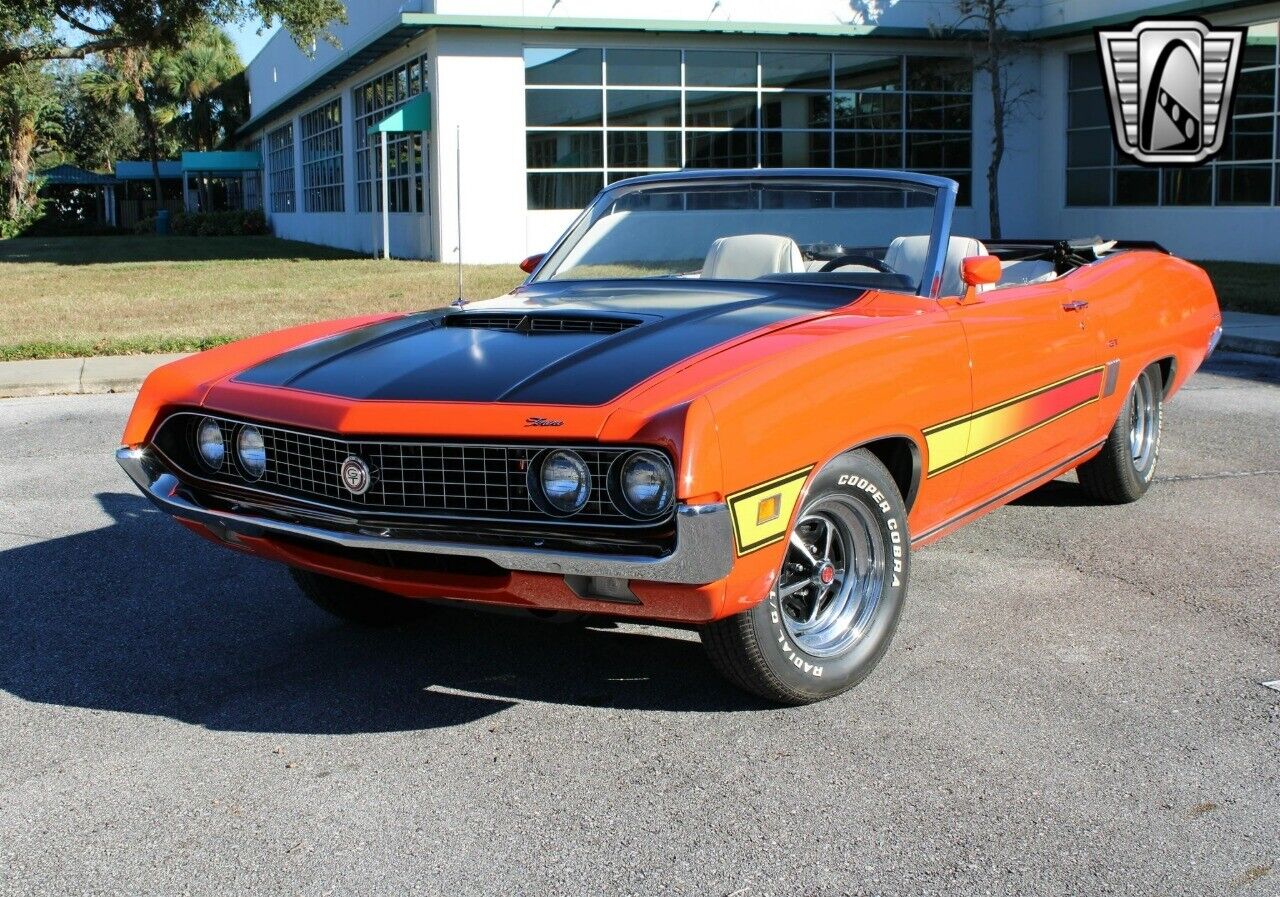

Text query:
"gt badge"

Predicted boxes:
[[340, 456, 372, 495], [1096, 18, 1245, 165]]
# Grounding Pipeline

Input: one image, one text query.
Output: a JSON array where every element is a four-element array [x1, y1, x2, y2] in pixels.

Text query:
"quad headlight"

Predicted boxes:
[[616, 451, 674, 518], [236, 425, 267, 480], [196, 417, 225, 470], [537, 449, 591, 514]]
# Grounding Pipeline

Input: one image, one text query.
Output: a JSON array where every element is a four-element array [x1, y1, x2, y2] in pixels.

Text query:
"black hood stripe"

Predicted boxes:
[[233, 281, 863, 406]]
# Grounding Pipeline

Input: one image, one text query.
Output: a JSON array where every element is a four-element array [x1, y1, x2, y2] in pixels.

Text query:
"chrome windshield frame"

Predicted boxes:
[[526, 168, 959, 300]]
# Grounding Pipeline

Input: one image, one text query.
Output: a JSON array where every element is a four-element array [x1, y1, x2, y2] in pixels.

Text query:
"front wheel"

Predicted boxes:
[[701, 450, 909, 705], [1077, 363, 1163, 504]]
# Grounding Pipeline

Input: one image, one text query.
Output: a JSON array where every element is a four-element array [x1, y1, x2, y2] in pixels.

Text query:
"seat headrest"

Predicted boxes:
[[703, 234, 805, 280], [884, 235, 991, 297]]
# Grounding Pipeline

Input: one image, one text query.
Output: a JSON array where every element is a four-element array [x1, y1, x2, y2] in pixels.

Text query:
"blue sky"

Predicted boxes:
[[227, 17, 279, 65]]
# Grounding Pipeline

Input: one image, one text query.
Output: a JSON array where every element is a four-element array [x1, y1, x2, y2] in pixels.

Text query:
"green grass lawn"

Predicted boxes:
[[0, 236, 525, 361], [0, 237, 1274, 361], [1194, 261, 1280, 316]]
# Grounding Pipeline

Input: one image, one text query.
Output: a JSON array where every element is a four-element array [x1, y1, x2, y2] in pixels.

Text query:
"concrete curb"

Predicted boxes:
[[1220, 311, 1280, 358], [0, 353, 189, 399]]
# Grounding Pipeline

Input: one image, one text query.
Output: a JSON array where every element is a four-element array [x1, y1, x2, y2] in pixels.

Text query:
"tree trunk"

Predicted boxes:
[[140, 107, 163, 217], [4, 115, 37, 221], [988, 67, 1004, 240], [985, 5, 1004, 241]]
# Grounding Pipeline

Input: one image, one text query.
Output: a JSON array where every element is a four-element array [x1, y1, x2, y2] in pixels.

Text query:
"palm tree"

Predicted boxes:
[[83, 45, 184, 213], [178, 24, 243, 151], [0, 61, 62, 222]]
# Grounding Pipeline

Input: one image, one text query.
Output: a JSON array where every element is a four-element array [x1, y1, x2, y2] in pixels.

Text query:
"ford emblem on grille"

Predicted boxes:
[[340, 456, 372, 495]]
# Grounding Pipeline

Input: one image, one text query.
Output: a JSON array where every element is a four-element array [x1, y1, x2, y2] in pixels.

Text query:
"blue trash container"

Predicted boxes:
[[155, 209, 170, 236]]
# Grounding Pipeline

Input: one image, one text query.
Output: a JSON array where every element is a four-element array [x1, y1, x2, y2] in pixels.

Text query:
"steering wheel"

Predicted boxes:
[[818, 254, 893, 274]]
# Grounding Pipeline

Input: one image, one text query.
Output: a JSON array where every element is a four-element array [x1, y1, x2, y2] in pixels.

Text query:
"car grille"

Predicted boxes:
[[156, 413, 655, 527]]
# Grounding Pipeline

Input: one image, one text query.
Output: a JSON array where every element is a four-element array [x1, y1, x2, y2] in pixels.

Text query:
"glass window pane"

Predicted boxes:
[[526, 131, 603, 168], [1235, 68, 1275, 115], [1069, 89, 1110, 129], [607, 131, 681, 168], [606, 90, 681, 127], [907, 93, 971, 130], [526, 89, 602, 127], [1114, 168, 1159, 205], [761, 187, 833, 209], [524, 48, 602, 85], [906, 56, 971, 92], [685, 131, 758, 168], [1069, 52, 1102, 90], [762, 131, 831, 167], [1163, 168, 1212, 205], [1216, 164, 1272, 204], [686, 91, 758, 129], [527, 172, 603, 209], [606, 48, 680, 86], [761, 52, 830, 89], [1219, 114, 1274, 161], [834, 53, 900, 91], [834, 131, 903, 168], [907, 133, 970, 169], [1066, 169, 1110, 205], [834, 91, 902, 129], [1243, 22, 1278, 69], [686, 189, 757, 210], [939, 170, 971, 206], [762, 93, 830, 129], [1068, 128, 1113, 167], [685, 50, 757, 87]]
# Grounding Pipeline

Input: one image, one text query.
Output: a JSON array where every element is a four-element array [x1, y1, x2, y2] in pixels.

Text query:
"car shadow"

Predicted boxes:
[[0, 235, 369, 266], [0, 492, 766, 735], [1011, 478, 1095, 508], [1198, 350, 1280, 386]]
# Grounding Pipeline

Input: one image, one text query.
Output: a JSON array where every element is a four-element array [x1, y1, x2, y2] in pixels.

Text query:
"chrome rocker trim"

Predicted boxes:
[[117, 447, 736, 586]]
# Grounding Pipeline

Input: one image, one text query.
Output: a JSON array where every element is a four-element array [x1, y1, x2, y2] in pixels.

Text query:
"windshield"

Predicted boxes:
[[531, 173, 955, 296]]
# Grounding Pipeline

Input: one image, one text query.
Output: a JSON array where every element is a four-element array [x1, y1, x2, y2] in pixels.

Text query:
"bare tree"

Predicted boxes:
[[948, 0, 1035, 239]]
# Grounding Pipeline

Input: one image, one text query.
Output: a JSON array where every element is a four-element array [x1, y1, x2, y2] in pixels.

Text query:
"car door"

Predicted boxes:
[[940, 280, 1103, 508]]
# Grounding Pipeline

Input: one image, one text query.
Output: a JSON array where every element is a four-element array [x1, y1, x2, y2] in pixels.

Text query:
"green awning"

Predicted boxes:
[[368, 92, 432, 135], [181, 150, 261, 173]]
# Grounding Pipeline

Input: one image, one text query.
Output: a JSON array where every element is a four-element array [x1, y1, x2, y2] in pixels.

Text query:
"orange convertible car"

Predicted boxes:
[[118, 170, 1222, 704]]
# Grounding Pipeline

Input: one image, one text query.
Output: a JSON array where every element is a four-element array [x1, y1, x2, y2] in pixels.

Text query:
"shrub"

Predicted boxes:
[[132, 208, 270, 237], [0, 201, 47, 239]]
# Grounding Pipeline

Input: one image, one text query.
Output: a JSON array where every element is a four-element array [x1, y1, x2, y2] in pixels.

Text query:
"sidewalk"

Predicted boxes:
[[0, 353, 188, 399], [0, 311, 1276, 399]]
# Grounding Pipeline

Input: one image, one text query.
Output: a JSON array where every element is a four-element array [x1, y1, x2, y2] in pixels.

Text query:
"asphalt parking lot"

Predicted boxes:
[[1, 352, 1277, 897]]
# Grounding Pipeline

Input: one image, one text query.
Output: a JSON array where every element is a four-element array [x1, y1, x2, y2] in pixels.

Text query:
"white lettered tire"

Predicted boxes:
[[701, 450, 909, 704]]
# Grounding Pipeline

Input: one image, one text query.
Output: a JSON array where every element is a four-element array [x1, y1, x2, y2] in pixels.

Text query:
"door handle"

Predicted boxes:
[[1062, 299, 1089, 311]]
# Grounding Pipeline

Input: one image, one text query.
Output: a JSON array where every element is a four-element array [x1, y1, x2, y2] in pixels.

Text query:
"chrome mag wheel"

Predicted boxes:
[[776, 495, 885, 658], [1129, 370, 1158, 471]]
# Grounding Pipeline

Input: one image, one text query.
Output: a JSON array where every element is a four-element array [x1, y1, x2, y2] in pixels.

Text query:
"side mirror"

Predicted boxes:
[[961, 255, 1002, 287], [519, 253, 545, 274]]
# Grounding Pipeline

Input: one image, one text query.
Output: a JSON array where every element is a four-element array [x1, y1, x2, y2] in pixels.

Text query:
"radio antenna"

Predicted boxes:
[[454, 124, 464, 306]]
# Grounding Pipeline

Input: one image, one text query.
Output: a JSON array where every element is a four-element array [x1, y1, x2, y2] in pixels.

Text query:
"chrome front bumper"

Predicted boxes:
[[116, 447, 736, 585]]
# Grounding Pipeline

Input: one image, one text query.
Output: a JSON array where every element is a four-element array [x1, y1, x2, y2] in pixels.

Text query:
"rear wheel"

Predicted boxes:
[[290, 568, 431, 626], [701, 450, 909, 705], [1077, 364, 1163, 504]]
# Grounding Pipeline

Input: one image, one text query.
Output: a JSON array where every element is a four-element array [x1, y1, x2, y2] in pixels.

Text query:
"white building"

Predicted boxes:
[[238, 1, 1280, 264]]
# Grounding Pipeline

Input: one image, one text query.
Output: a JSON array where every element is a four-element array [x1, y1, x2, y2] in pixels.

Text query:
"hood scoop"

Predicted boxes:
[[445, 311, 642, 335]]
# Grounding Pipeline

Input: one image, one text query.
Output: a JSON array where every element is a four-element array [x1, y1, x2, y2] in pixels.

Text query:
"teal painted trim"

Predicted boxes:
[[367, 92, 432, 135], [181, 150, 262, 172]]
